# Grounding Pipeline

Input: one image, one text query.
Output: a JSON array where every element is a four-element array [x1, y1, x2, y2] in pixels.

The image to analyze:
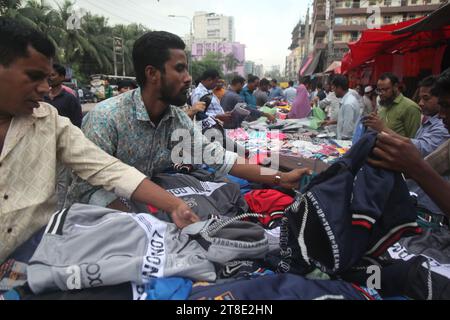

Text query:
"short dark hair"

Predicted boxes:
[[118, 79, 133, 91], [379, 72, 400, 86], [317, 82, 323, 90], [0, 17, 55, 66], [53, 63, 66, 77], [201, 69, 220, 81], [288, 81, 294, 87], [419, 75, 437, 90], [132, 31, 186, 87], [331, 75, 349, 91], [271, 79, 278, 84], [299, 76, 311, 85], [248, 75, 260, 84], [260, 78, 270, 87], [231, 76, 245, 86], [431, 68, 450, 98]]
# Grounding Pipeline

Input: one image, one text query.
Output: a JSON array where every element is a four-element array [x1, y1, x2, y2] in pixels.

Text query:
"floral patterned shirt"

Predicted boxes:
[[68, 88, 237, 207]]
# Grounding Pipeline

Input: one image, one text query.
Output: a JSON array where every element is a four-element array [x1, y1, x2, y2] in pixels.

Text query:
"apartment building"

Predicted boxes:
[[193, 11, 235, 42], [311, 0, 446, 72]]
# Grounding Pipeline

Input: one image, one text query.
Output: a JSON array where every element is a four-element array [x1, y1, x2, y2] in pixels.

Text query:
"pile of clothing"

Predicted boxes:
[[1, 132, 449, 300], [226, 126, 351, 164]]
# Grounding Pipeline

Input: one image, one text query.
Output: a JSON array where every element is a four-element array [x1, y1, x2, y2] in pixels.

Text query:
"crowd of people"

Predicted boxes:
[[1, 16, 450, 300]]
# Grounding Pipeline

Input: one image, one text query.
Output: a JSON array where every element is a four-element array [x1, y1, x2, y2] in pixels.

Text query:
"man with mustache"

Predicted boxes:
[[0, 18, 201, 262], [69, 31, 310, 218], [369, 68, 450, 218], [365, 72, 421, 138]]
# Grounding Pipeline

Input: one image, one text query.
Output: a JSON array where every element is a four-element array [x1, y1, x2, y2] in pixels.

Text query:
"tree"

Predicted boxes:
[[0, 0, 22, 15], [111, 23, 149, 77], [224, 53, 239, 74], [191, 52, 224, 82], [2, 0, 149, 84]]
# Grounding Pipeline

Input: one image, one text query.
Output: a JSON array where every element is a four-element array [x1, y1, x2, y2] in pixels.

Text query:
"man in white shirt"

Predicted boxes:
[[191, 69, 230, 129], [327, 75, 361, 140]]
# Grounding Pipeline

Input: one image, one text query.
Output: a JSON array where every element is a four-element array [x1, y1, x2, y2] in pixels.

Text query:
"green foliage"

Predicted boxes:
[[2, 0, 148, 86], [191, 52, 224, 81]]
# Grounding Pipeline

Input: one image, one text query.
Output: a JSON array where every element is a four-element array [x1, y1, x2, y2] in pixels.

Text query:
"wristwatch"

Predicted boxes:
[[273, 174, 282, 186]]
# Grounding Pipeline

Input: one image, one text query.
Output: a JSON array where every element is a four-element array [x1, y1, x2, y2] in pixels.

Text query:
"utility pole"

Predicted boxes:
[[304, 6, 311, 61], [326, 0, 336, 67], [112, 37, 125, 77]]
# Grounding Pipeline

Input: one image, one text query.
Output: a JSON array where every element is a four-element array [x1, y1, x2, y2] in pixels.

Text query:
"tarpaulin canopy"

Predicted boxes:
[[299, 55, 313, 77], [303, 51, 322, 76], [324, 61, 342, 74], [341, 4, 450, 74]]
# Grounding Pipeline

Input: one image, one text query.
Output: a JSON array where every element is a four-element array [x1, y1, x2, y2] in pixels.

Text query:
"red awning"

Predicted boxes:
[[299, 55, 314, 77], [341, 15, 450, 73], [324, 61, 342, 74]]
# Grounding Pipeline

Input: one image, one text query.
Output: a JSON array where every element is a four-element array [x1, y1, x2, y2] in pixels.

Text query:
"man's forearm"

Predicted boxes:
[[412, 161, 450, 217], [230, 161, 280, 185], [131, 179, 184, 213]]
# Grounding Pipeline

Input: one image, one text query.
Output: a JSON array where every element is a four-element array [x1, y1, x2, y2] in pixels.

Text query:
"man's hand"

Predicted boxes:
[[170, 201, 200, 229], [192, 101, 206, 113], [368, 132, 423, 179], [279, 168, 313, 189], [364, 113, 385, 133], [321, 120, 336, 127], [311, 96, 319, 107], [215, 112, 232, 123]]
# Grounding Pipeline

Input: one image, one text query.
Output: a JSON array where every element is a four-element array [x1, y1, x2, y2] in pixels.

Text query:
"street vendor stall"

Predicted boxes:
[[341, 2, 450, 94]]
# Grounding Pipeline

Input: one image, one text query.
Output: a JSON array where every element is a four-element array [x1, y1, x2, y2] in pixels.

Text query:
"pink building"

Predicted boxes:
[[191, 41, 246, 76]]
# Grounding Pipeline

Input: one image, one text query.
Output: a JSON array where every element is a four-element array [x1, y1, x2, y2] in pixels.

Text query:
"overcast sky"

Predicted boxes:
[[56, 0, 311, 70]]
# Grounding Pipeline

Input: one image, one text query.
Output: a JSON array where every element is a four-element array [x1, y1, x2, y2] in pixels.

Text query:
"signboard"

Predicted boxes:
[[113, 37, 123, 52]]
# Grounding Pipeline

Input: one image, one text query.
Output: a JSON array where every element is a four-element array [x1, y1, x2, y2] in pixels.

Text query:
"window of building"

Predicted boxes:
[[351, 31, 359, 41], [351, 18, 360, 25], [411, 0, 418, 4], [336, 1, 345, 8], [383, 15, 392, 24], [335, 17, 344, 25], [385, 0, 392, 6], [207, 29, 220, 38], [409, 14, 416, 19], [196, 44, 203, 55], [207, 18, 220, 26], [334, 33, 343, 41], [369, 0, 377, 5]]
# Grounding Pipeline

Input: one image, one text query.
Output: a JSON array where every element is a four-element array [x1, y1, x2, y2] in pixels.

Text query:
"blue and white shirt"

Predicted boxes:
[[411, 114, 450, 157], [68, 88, 237, 207], [191, 83, 224, 129]]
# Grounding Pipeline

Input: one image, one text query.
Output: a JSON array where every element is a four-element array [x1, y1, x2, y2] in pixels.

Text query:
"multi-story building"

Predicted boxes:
[[286, 47, 304, 81], [244, 61, 256, 76], [265, 65, 282, 79], [191, 41, 246, 76], [189, 12, 245, 75], [193, 11, 235, 42], [310, 0, 446, 72], [254, 64, 265, 78], [286, 21, 308, 80]]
